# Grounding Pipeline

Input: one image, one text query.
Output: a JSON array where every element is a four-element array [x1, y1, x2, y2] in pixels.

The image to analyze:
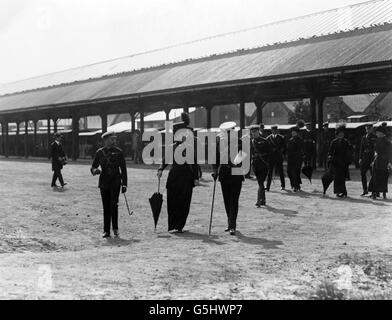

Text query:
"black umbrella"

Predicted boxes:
[[322, 169, 334, 195], [149, 177, 163, 231], [301, 165, 313, 183]]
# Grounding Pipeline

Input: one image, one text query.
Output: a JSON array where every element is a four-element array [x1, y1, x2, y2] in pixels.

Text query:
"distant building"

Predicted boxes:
[[365, 92, 392, 120]]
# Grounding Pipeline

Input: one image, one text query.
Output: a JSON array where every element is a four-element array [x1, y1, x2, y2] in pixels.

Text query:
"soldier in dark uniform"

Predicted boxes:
[[369, 125, 392, 200], [212, 122, 244, 235], [320, 122, 332, 169], [327, 125, 352, 198], [302, 122, 316, 169], [287, 126, 304, 192], [266, 125, 286, 191], [359, 124, 376, 196], [250, 124, 271, 207], [157, 123, 199, 233], [91, 131, 128, 238], [50, 133, 67, 188]]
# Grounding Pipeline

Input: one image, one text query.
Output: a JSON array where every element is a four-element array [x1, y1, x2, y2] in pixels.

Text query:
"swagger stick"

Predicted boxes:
[[124, 193, 133, 216], [208, 179, 217, 236]]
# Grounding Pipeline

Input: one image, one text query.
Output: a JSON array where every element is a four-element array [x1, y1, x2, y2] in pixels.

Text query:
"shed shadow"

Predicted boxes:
[[101, 237, 140, 246], [235, 231, 283, 249], [265, 205, 298, 217], [173, 231, 225, 245]]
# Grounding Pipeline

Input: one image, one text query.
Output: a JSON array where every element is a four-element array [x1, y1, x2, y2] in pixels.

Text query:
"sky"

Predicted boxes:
[[0, 0, 369, 84]]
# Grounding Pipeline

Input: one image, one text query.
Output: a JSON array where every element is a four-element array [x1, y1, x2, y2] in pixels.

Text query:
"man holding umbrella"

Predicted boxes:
[[91, 131, 128, 238], [157, 118, 199, 233]]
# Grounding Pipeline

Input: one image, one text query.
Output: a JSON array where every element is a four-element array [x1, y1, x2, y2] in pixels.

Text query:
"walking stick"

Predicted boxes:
[[123, 193, 133, 216], [208, 178, 217, 236]]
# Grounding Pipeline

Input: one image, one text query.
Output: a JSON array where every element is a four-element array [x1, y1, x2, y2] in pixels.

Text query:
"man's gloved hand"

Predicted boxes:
[[121, 186, 127, 194], [90, 168, 101, 176], [211, 172, 218, 181]]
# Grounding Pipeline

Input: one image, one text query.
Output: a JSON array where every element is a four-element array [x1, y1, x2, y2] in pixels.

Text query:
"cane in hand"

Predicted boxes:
[[123, 193, 133, 216], [209, 175, 217, 236]]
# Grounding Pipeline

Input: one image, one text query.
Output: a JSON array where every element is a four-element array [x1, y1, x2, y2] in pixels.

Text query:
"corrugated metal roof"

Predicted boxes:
[[1, 0, 391, 96], [0, 26, 391, 114]]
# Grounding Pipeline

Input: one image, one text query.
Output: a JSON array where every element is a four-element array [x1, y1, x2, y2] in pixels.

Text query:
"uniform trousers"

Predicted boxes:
[[100, 186, 120, 234], [267, 157, 285, 189], [51, 169, 64, 186], [220, 180, 242, 230], [360, 160, 372, 192]]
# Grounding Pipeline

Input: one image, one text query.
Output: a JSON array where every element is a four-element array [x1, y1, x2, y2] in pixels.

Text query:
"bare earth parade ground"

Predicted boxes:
[[0, 158, 391, 300]]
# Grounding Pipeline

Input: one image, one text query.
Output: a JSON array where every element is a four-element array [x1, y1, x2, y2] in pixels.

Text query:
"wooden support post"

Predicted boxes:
[[130, 112, 136, 132], [309, 98, 317, 134], [310, 97, 318, 169], [16, 122, 20, 157], [239, 101, 245, 129], [256, 101, 267, 125], [101, 113, 108, 134], [53, 118, 58, 133], [4, 122, 9, 158], [72, 114, 80, 161], [317, 97, 325, 168], [205, 105, 213, 129], [24, 120, 29, 158], [165, 108, 171, 121], [0, 122, 4, 155], [140, 111, 145, 135], [47, 118, 51, 158], [183, 106, 190, 114], [33, 120, 38, 157]]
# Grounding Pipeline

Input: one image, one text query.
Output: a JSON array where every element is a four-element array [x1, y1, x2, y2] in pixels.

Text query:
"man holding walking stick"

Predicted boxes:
[[91, 131, 128, 238], [212, 122, 245, 236]]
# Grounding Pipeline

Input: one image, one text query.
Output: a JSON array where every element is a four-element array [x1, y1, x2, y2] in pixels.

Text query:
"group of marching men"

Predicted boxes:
[[248, 121, 392, 202], [50, 112, 392, 238]]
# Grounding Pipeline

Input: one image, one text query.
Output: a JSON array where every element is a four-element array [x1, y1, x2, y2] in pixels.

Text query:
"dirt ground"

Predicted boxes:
[[0, 158, 392, 300]]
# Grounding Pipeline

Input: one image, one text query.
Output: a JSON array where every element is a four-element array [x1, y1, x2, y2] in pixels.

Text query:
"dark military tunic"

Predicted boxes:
[[251, 136, 271, 204], [266, 133, 286, 190], [368, 137, 392, 193], [328, 138, 352, 195], [359, 133, 376, 193], [302, 129, 316, 167], [287, 135, 304, 190], [320, 129, 333, 169], [91, 147, 128, 234], [50, 141, 66, 187]]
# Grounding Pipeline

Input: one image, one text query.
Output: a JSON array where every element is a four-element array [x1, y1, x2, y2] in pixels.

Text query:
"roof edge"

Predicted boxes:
[[1, 22, 392, 98]]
